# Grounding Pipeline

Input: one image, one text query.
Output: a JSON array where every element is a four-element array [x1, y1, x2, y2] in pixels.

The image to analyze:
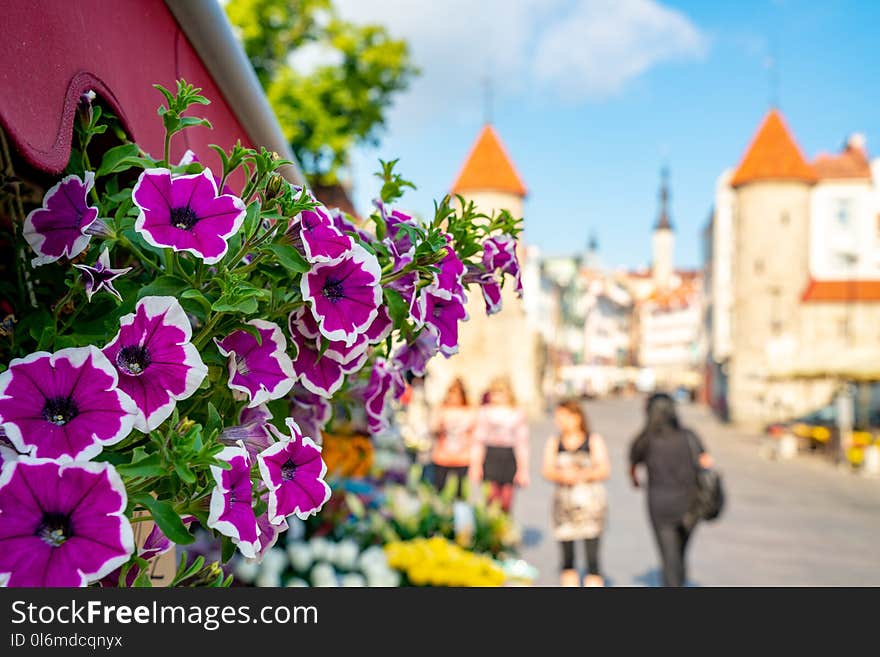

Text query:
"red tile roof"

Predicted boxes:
[[731, 109, 817, 187], [802, 279, 880, 302], [812, 144, 872, 180], [451, 124, 527, 197]]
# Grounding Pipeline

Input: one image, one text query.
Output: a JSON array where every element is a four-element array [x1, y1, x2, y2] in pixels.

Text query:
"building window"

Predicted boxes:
[[835, 198, 852, 227], [781, 211, 790, 225], [839, 317, 850, 340], [754, 259, 765, 275]]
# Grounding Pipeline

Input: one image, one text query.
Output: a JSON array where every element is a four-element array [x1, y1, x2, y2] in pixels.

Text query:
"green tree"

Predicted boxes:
[[226, 0, 417, 185]]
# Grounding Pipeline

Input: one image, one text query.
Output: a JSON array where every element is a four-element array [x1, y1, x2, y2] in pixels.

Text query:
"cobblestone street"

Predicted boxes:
[[516, 397, 880, 586]]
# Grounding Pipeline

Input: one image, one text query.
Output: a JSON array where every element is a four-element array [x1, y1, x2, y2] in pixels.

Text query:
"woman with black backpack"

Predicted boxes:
[[629, 393, 720, 587]]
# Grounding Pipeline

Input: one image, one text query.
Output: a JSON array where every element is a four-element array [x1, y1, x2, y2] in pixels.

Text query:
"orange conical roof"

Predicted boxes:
[[731, 109, 817, 187], [451, 124, 527, 197]]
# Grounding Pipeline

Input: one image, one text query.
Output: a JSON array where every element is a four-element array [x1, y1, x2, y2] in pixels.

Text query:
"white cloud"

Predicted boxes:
[[333, 0, 707, 123], [532, 0, 708, 100]]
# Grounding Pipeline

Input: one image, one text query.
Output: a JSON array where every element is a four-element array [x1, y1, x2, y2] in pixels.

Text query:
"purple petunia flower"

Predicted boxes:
[[257, 418, 330, 524], [255, 502, 288, 559], [288, 327, 345, 399], [0, 347, 137, 461], [364, 305, 393, 344], [215, 320, 295, 408], [363, 359, 405, 435], [290, 205, 353, 263], [219, 405, 276, 460], [103, 296, 207, 432], [301, 244, 382, 346], [73, 248, 132, 303], [289, 306, 369, 371], [132, 168, 246, 264], [0, 428, 19, 471], [484, 235, 522, 296], [290, 386, 332, 441], [330, 207, 372, 244], [392, 332, 440, 378], [423, 288, 468, 357], [375, 200, 419, 254], [177, 150, 235, 196], [0, 458, 134, 587], [208, 445, 261, 559], [23, 172, 99, 266], [434, 234, 466, 301]]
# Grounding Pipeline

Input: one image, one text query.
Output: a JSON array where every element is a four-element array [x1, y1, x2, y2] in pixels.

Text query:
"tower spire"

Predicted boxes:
[[655, 166, 673, 231]]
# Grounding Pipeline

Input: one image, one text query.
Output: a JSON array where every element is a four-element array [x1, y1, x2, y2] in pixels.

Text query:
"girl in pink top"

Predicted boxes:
[[471, 377, 529, 512], [430, 378, 475, 497]]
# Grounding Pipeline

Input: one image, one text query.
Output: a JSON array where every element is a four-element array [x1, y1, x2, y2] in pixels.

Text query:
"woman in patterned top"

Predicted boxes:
[[543, 399, 610, 587], [430, 378, 475, 497], [470, 377, 529, 512]]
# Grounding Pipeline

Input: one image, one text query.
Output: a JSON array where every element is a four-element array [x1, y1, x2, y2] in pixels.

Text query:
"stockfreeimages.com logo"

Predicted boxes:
[[10, 599, 318, 633]]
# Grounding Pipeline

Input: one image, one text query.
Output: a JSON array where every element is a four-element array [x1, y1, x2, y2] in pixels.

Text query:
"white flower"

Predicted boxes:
[[285, 578, 309, 588], [366, 568, 400, 588], [340, 573, 366, 587], [256, 571, 281, 588], [309, 536, 331, 561], [232, 559, 260, 584], [260, 547, 288, 576], [334, 539, 360, 570], [310, 562, 337, 587], [286, 541, 314, 572], [358, 545, 388, 571]]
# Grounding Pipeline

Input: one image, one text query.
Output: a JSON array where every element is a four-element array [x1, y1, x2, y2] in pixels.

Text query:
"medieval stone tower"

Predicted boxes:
[[426, 124, 543, 414], [728, 109, 816, 425]]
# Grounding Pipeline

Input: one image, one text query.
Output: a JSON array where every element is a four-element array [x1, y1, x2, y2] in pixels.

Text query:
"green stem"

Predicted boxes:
[[162, 131, 171, 168], [194, 313, 224, 348], [119, 235, 161, 272], [164, 249, 174, 275]]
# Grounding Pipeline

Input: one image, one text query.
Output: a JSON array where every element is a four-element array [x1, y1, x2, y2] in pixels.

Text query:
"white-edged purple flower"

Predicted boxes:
[[255, 502, 288, 559], [132, 168, 246, 264], [290, 386, 332, 441], [364, 358, 405, 435], [290, 306, 369, 370], [219, 405, 276, 460], [288, 328, 345, 399], [208, 445, 261, 559], [258, 418, 330, 524], [23, 172, 99, 266], [423, 288, 468, 357], [301, 244, 382, 346], [0, 347, 137, 461], [0, 431, 17, 470], [103, 296, 207, 432], [392, 332, 440, 378], [435, 235, 465, 301], [484, 235, 522, 296], [364, 306, 393, 344], [177, 150, 235, 196], [0, 458, 134, 587], [375, 200, 419, 253], [73, 248, 132, 302], [291, 205, 353, 263], [215, 320, 295, 408], [330, 208, 372, 243]]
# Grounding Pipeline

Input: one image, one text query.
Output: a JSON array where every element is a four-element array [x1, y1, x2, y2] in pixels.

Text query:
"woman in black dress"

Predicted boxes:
[[629, 393, 712, 587]]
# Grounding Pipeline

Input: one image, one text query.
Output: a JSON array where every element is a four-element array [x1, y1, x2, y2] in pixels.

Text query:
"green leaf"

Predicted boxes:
[[116, 452, 164, 479], [173, 461, 197, 485], [138, 275, 189, 299], [180, 289, 212, 314], [211, 295, 258, 314], [132, 495, 195, 545], [263, 243, 311, 273], [238, 322, 263, 345], [96, 143, 141, 177], [221, 536, 236, 564], [384, 288, 408, 326], [206, 402, 222, 436]]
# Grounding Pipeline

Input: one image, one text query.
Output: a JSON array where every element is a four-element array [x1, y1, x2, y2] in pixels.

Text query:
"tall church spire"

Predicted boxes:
[[655, 166, 673, 231]]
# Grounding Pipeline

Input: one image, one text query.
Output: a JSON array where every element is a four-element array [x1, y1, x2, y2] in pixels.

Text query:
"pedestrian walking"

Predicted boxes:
[[471, 377, 529, 512], [542, 399, 610, 587], [629, 392, 713, 587], [430, 378, 475, 497]]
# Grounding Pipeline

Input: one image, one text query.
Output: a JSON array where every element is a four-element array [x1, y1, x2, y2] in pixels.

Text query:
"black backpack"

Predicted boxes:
[[684, 431, 724, 526]]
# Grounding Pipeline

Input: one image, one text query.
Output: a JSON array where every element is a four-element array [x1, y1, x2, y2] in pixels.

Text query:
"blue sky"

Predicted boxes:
[[332, 0, 880, 270]]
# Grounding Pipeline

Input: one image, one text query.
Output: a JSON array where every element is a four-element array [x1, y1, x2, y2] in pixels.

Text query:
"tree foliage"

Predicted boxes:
[[226, 0, 417, 185]]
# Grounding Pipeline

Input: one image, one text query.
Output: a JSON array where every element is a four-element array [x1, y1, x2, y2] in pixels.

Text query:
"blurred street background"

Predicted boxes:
[[518, 396, 880, 586]]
